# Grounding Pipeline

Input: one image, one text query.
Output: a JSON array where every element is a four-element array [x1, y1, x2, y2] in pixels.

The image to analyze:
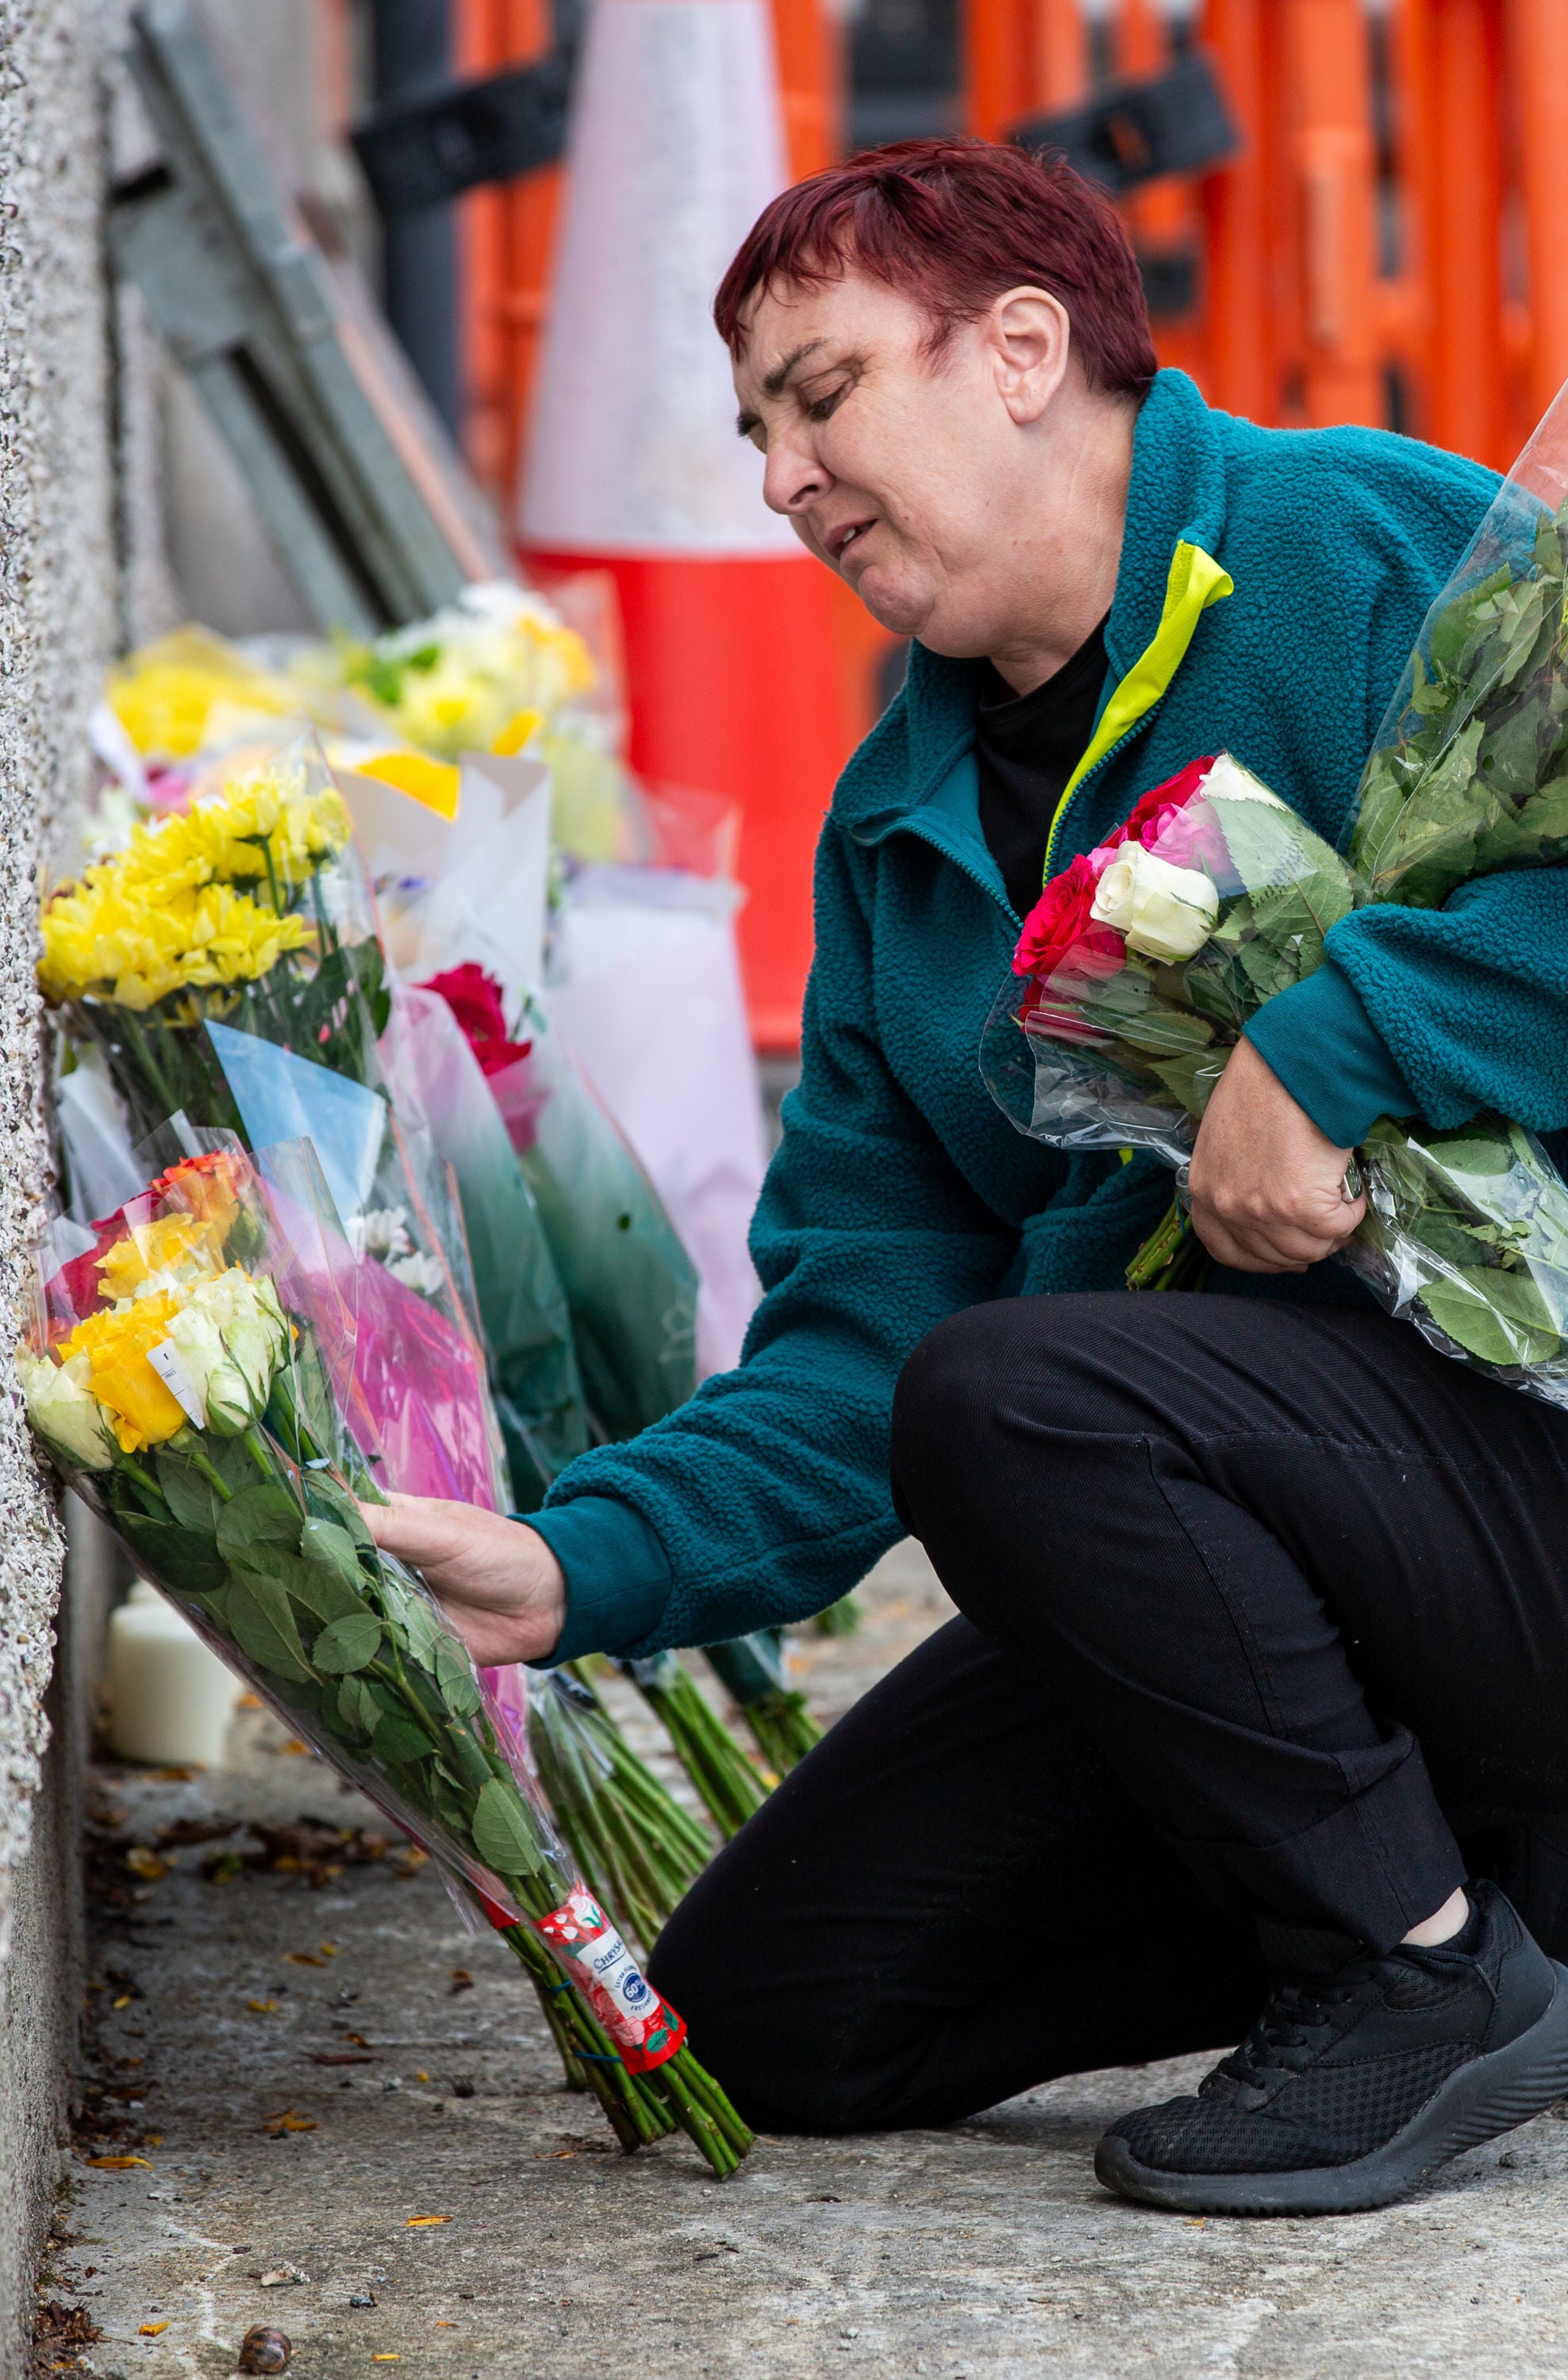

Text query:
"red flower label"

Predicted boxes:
[[532, 1885, 687, 2074]]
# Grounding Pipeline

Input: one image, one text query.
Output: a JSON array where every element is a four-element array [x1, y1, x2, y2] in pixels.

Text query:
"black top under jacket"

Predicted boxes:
[[974, 618, 1109, 919]]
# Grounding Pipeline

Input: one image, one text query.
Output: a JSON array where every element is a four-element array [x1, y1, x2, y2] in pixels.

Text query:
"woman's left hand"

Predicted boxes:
[[1187, 1036, 1365, 1273]]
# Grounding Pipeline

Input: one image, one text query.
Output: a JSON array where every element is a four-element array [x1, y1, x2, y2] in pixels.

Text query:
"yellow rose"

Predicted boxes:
[[60, 1293, 190, 1452]]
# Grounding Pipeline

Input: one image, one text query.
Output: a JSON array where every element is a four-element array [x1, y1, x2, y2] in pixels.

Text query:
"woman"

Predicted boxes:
[[372, 140, 1568, 2216]]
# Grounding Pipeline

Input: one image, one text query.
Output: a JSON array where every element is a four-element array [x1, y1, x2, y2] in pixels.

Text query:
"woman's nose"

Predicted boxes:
[[762, 435, 829, 517]]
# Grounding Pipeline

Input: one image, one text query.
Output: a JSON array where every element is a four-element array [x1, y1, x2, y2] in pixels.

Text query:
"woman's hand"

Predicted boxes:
[[1187, 1036, 1365, 1273], [361, 1495, 567, 1668]]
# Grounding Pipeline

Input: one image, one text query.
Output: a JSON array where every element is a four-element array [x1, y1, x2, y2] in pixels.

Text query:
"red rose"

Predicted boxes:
[[1013, 853, 1125, 985], [419, 963, 533, 1077], [1115, 755, 1216, 853]]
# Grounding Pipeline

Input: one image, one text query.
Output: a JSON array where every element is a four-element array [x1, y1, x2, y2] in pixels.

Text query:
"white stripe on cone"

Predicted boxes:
[[520, 0, 802, 559]]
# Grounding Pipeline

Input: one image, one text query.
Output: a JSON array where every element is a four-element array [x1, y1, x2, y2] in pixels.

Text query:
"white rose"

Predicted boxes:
[[169, 1269, 288, 1436], [1090, 842, 1220, 963], [19, 1347, 117, 1471]]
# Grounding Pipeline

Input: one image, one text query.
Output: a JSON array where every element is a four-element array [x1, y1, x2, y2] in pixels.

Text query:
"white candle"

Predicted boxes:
[[107, 1582, 242, 1767]]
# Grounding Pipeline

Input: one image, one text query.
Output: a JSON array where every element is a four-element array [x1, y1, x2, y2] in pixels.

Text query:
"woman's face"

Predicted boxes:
[[731, 268, 1086, 658]]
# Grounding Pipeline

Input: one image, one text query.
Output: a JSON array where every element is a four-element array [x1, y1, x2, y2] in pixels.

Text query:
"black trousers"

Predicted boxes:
[[650, 1295, 1568, 2134]]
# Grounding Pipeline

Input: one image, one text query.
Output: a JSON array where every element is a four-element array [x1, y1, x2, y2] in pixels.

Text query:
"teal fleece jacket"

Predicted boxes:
[[531, 368, 1567, 1660]]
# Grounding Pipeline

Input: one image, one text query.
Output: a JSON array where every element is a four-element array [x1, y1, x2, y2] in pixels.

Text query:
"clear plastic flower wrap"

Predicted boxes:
[[39, 730, 512, 1513], [17, 1130, 751, 2175], [380, 985, 588, 1508], [488, 1019, 699, 1441]]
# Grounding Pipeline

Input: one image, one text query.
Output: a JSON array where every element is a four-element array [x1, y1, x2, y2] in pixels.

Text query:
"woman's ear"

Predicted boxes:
[[984, 286, 1073, 425]]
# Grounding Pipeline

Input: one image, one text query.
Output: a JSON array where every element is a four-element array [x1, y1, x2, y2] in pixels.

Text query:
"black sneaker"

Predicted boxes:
[[1095, 1881, 1568, 2216]]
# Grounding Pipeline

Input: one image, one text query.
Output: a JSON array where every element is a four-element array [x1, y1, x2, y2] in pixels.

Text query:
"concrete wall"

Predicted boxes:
[[0, 0, 119, 2364]]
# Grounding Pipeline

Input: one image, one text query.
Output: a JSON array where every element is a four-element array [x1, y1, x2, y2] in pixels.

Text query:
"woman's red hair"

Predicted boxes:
[[713, 138, 1157, 400]]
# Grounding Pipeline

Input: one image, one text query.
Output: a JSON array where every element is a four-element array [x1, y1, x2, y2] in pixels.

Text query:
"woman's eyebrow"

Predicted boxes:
[[761, 338, 827, 399]]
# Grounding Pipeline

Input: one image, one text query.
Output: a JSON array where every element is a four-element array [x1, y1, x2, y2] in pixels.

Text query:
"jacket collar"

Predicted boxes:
[[835, 370, 1231, 829]]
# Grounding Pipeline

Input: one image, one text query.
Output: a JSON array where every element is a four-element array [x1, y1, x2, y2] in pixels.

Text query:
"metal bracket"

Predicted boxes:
[[110, 0, 509, 634], [1012, 52, 1239, 195], [352, 55, 571, 217]]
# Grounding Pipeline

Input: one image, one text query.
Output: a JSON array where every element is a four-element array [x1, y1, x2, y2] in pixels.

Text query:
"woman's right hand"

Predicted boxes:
[[361, 1493, 567, 1668]]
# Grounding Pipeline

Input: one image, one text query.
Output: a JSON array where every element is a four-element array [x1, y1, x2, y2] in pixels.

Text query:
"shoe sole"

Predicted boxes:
[[1093, 1960, 1568, 2217]]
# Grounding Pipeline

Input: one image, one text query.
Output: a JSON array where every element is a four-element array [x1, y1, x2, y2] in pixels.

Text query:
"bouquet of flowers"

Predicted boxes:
[[524, 1664, 713, 1955], [701, 1632, 822, 1779], [617, 1656, 770, 1841], [320, 581, 596, 762], [18, 1137, 751, 2175], [382, 984, 589, 1509], [982, 683, 1568, 1390], [40, 735, 511, 1513]]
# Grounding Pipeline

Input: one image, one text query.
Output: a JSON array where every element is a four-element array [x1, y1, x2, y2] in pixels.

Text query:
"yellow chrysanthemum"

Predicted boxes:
[[341, 589, 596, 759], [107, 628, 296, 763], [38, 875, 316, 1007], [59, 1292, 189, 1453], [37, 761, 350, 1007]]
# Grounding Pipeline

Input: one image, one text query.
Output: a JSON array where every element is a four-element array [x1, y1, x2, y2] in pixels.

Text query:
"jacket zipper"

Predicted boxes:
[[1040, 700, 1165, 880]]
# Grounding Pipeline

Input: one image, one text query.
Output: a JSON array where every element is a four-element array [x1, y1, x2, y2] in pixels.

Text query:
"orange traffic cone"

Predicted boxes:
[[518, 0, 851, 1052]]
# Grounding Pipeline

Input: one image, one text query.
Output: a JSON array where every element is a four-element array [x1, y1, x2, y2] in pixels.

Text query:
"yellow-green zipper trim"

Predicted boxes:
[[1040, 539, 1234, 880]]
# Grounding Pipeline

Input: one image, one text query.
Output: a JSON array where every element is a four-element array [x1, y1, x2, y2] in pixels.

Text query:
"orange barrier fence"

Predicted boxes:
[[452, 0, 1568, 1046]]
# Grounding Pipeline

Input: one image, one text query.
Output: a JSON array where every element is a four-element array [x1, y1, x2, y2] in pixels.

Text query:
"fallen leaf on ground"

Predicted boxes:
[[284, 1953, 326, 1968], [139, 2322, 168, 2336], [33, 2301, 101, 2349], [262, 2112, 317, 2136], [256, 2267, 309, 2288], [448, 1969, 473, 1994], [415, 2071, 430, 2083], [317, 1943, 339, 1957], [149, 1765, 198, 1781], [236, 1693, 263, 1710], [405, 2216, 451, 2228], [278, 1741, 313, 1757], [111, 1995, 132, 2010], [85, 2155, 151, 2171], [123, 1848, 166, 1882], [248, 2000, 279, 2014], [371, 2356, 399, 2363]]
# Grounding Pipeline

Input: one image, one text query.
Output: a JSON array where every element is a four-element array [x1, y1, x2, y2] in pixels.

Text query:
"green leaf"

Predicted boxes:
[[118, 1511, 229, 1596], [371, 1706, 436, 1766], [381, 1577, 444, 1666], [336, 1673, 380, 1737], [223, 1575, 315, 1681], [156, 1438, 252, 1532], [313, 1610, 383, 1673], [303, 1472, 375, 1552], [1422, 1132, 1516, 1179], [300, 1515, 367, 1588], [217, 1481, 306, 1565], [432, 1631, 482, 1715], [470, 1776, 544, 1879], [270, 1541, 363, 1628]]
